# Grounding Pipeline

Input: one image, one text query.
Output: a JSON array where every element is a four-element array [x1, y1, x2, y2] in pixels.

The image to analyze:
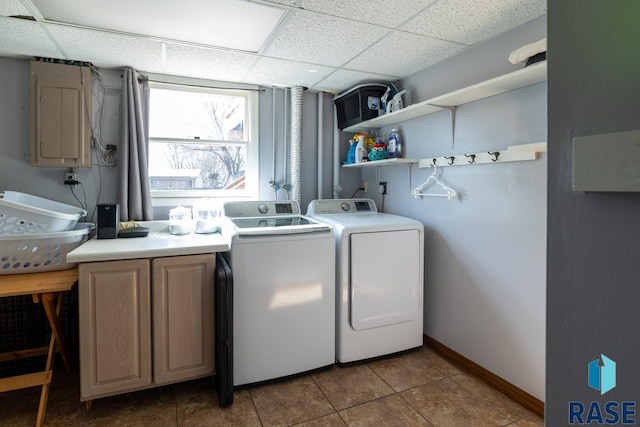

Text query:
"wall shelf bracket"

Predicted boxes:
[[429, 104, 457, 149]]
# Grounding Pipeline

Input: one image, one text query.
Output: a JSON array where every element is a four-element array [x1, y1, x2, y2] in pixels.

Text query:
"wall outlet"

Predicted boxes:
[[65, 172, 78, 186], [379, 181, 388, 194], [361, 180, 368, 193]]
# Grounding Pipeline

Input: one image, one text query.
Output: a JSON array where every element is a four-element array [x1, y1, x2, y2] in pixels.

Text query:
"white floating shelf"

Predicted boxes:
[[343, 61, 547, 133], [342, 158, 418, 168]]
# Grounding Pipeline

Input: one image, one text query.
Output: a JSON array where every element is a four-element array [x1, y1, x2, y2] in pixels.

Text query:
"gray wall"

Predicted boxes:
[[0, 58, 119, 221], [356, 16, 547, 400], [0, 57, 328, 219], [546, 2, 640, 425]]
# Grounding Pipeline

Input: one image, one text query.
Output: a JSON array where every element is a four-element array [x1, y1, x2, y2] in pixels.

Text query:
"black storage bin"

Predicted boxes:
[[334, 84, 387, 129]]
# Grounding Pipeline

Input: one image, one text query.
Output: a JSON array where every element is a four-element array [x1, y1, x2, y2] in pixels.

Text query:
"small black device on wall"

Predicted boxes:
[[97, 203, 119, 239]]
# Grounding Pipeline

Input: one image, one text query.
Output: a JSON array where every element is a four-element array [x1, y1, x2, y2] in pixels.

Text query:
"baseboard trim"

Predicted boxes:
[[423, 335, 544, 418]]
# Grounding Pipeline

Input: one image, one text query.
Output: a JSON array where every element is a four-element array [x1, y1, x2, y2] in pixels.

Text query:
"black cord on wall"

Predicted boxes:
[[350, 187, 365, 198]]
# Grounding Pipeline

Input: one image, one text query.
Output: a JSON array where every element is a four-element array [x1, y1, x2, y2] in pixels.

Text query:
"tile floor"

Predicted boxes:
[[0, 347, 543, 426]]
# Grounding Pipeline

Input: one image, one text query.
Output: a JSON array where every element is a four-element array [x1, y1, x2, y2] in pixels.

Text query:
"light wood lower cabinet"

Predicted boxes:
[[79, 259, 151, 400], [79, 254, 215, 402], [152, 256, 215, 384]]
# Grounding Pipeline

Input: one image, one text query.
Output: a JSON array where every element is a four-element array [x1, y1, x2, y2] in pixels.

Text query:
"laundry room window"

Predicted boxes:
[[147, 80, 259, 205]]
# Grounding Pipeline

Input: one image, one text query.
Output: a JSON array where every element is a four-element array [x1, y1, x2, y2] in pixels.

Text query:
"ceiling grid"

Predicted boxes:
[[0, 0, 546, 93]]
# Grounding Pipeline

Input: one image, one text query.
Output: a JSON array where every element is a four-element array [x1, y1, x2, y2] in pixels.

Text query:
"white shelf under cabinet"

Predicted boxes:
[[342, 158, 418, 168], [343, 61, 547, 133]]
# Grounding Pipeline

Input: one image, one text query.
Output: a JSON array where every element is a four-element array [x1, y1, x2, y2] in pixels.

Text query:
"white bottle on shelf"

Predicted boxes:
[[355, 135, 367, 163]]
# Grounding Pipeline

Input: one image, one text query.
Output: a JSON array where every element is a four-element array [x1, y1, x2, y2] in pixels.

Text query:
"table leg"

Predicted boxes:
[[0, 269, 78, 426], [40, 292, 71, 372], [35, 325, 57, 427]]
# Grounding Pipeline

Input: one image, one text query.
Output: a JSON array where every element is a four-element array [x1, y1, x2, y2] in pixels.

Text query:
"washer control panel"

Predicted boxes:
[[307, 199, 377, 215], [224, 201, 300, 218]]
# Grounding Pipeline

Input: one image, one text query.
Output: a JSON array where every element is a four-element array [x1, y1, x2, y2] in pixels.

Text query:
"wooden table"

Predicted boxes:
[[0, 267, 78, 427]]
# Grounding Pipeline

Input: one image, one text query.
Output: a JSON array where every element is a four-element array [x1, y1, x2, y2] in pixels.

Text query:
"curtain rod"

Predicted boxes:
[[148, 78, 265, 92], [120, 74, 264, 92]]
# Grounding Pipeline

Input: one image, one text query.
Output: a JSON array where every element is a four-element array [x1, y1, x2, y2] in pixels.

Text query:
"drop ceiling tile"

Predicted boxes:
[[245, 56, 335, 88], [346, 31, 466, 78], [0, 16, 62, 58], [31, 0, 287, 53], [402, 0, 546, 45], [45, 24, 163, 71], [314, 68, 397, 94], [263, 11, 388, 67], [163, 44, 259, 84], [0, 0, 30, 16], [299, 0, 438, 27]]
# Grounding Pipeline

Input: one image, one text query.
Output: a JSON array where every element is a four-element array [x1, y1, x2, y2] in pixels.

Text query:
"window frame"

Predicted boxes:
[[147, 78, 259, 207]]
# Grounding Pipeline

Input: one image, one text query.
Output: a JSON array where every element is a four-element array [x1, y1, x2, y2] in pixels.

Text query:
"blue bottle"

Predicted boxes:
[[346, 139, 357, 164]]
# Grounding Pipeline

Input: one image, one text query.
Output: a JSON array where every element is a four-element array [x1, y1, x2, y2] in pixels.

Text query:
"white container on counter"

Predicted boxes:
[[169, 206, 193, 235], [194, 203, 220, 234]]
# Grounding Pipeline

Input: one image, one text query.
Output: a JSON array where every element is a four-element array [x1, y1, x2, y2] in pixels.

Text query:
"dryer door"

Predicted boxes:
[[350, 229, 421, 330]]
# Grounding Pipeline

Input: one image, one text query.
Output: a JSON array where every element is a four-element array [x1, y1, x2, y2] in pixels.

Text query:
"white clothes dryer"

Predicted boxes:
[[307, 198, 424, 363]]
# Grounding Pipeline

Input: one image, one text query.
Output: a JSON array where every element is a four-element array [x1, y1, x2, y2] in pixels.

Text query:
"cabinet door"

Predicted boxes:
[[78, 259, 151, 401], [152, 254, 215, 384], [30, 61, 91, 167]]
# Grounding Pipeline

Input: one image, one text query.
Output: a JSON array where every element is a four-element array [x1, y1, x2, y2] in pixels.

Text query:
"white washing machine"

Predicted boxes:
[[307, 198, 424, 363], [223, 200, 335, 386]]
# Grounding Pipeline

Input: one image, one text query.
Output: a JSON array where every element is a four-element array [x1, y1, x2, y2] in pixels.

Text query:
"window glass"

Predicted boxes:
[[149, 87, 245, 141], [148, 143, 246, 190], [147, 82, 258, 203]]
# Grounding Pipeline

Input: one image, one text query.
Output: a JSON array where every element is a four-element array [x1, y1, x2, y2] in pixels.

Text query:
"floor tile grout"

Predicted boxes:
[[308, 371, 346, 425], [0, 346, 543, 427], [364, 359, 436, 425], [246, 389, 265, 427]]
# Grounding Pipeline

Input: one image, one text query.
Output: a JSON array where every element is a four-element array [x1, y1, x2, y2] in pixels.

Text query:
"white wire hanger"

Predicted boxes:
[[411, 162, 457, 200]]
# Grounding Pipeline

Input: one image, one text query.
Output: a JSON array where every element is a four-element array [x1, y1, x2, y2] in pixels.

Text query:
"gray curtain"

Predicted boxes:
[[118, 68, 153, 221]]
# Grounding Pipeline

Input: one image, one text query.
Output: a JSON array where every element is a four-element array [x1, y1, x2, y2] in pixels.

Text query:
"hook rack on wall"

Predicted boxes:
[[417, 142, 546, 169]]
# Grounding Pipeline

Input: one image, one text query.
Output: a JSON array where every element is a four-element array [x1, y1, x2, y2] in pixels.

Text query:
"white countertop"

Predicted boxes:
[[67, 221, 231, 263]]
